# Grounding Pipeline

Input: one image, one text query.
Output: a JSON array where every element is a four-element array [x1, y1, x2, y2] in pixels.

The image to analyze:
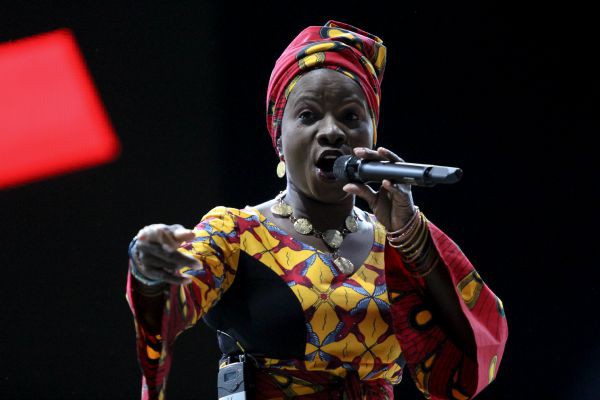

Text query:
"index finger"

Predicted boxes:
[[156, 225, 195, 252], [375, 147, 405, 163], [170, 226, 196, 242], [353, 147, 388, 161]]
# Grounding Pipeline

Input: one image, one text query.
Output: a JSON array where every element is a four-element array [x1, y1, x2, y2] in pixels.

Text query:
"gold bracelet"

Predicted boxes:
[[388, 218, 423, 250], [397, 215, 428, 254], [404, 241, 436, 271], [408, 239, 434, 265], [401, 231, 434, 268], [386, 206, 420, 238], [388, 239, 403, 248], [410, 256, 440, 279], [388, 212, 423, 246], [407, 239, 442, 277], [400, 217, 431, 261]]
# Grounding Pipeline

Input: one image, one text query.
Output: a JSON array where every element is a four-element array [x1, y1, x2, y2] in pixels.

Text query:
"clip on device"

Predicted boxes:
[[217, 331, 255, 400]]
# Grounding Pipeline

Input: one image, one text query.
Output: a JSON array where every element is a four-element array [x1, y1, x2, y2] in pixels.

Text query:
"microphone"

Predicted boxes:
[[333, 155, 463, 187]]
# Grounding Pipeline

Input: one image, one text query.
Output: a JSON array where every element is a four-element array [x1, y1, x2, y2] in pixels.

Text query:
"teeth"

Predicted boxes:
[[316, 152, 341, 165]]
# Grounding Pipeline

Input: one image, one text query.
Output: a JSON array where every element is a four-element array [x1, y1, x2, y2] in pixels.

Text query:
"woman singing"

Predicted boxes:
[[125, 20, 508, 399]]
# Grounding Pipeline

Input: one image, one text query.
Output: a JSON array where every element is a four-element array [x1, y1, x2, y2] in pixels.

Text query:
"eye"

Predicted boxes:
[[345, 111, 359, 121], [299, 111, 314, 122]]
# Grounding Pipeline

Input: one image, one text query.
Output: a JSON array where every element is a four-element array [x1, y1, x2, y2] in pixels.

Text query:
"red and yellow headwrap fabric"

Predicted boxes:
[[266, 20, 387, 157]]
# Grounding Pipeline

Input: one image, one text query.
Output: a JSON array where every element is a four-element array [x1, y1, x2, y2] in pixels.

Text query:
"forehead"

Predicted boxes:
[[287, 68, 367, 106]]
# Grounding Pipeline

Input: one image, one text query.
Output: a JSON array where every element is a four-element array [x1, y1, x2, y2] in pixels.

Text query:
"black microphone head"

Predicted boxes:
[[333, 155, 353, 183]]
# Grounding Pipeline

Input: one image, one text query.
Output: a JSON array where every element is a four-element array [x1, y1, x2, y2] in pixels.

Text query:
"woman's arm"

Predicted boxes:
[[126, 224, 197, 336], [124, 206, 241, 400], [384, 219, 508, 400], [416, 237, 477, 359], [129, 276, 168, 335], [342, 146, 507, 398]]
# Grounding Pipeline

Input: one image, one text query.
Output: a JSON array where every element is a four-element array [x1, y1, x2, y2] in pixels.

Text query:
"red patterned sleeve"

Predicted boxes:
[[125, 206, 241, 400], [385, 220, 508, 399]]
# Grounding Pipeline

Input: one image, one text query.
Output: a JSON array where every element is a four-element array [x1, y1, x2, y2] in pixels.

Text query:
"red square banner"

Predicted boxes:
[[0, 28, 120, 189]]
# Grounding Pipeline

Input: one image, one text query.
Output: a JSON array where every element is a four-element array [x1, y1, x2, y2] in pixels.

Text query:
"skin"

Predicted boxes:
[[130, 68, 476, 358]]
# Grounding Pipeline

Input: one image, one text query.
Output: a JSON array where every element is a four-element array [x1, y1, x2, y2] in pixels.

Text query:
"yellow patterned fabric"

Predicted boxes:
[[178, 206, 404, 388]]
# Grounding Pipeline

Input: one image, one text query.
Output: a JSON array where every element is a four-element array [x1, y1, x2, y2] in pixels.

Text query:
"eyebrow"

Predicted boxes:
[[292, 94, 365, 108]]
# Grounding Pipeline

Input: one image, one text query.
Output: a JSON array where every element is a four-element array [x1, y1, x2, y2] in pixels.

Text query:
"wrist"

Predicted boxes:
[[387, 206, 419, 237], [387, 208, 440, 278], [130, 271, 168, 297], [400, 237, 440, 278]]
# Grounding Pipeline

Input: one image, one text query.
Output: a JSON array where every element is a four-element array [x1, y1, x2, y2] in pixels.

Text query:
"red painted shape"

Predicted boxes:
[[0, 28, 120, 189]]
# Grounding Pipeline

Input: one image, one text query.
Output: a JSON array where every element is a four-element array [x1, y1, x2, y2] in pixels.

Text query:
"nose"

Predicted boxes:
[[316, 113, 346, 147]]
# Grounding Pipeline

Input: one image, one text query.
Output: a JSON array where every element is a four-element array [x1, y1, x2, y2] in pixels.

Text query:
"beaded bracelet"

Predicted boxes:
[[128, 237, 165, 286]]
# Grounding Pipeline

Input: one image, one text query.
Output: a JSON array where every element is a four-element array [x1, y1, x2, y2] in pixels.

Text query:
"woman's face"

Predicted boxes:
[[280, 68, 374, 203]]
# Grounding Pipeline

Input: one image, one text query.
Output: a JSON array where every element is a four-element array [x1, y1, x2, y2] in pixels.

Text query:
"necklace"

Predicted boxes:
[[270, 191, 358, 275]]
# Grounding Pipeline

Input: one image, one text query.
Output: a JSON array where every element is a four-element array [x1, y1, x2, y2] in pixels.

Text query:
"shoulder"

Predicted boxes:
[[197, 206, 233, 222], [197, 205, 265, 226]]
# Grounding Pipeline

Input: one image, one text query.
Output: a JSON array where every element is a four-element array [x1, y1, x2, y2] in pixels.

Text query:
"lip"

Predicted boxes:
[[315, 149, 345, 165]]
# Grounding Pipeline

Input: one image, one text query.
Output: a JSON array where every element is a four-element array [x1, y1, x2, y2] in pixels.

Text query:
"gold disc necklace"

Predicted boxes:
[[270, 191, 358, 275]]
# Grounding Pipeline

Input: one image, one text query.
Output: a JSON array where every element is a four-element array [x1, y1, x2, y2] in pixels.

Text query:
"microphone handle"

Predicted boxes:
[[358, 160, 463, 186]]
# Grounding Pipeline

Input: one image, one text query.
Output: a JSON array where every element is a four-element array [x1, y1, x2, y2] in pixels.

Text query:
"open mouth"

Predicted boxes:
[[315, 150, 343, 181]]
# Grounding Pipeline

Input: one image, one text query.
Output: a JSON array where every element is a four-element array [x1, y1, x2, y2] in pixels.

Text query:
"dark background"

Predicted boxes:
[[0, 1, 596, 399]]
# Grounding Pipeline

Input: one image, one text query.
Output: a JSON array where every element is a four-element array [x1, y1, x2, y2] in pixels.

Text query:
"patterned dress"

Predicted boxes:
[[125, 206, 508, 399]]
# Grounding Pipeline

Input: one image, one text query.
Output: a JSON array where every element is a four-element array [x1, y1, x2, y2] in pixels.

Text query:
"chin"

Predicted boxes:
[[308, 181, 351, 204]]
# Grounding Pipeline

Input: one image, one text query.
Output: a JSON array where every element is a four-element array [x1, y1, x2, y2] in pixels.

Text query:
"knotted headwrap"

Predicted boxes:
[[266, 20, 387, 158]]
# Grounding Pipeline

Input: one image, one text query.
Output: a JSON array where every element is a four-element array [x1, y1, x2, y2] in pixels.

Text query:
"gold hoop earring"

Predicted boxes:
[[276, 160, 286, 178]]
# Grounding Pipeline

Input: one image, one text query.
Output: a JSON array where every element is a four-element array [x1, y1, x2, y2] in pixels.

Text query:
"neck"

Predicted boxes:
[[284, 183, 355, 231]]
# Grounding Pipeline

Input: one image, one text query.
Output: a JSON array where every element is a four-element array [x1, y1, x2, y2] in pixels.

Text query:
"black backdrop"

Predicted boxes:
[[0, 1, 596, 399]]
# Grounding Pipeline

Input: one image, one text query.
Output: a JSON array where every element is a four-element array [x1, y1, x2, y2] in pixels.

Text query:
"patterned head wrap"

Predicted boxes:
[[266, 20, 387, 158]]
